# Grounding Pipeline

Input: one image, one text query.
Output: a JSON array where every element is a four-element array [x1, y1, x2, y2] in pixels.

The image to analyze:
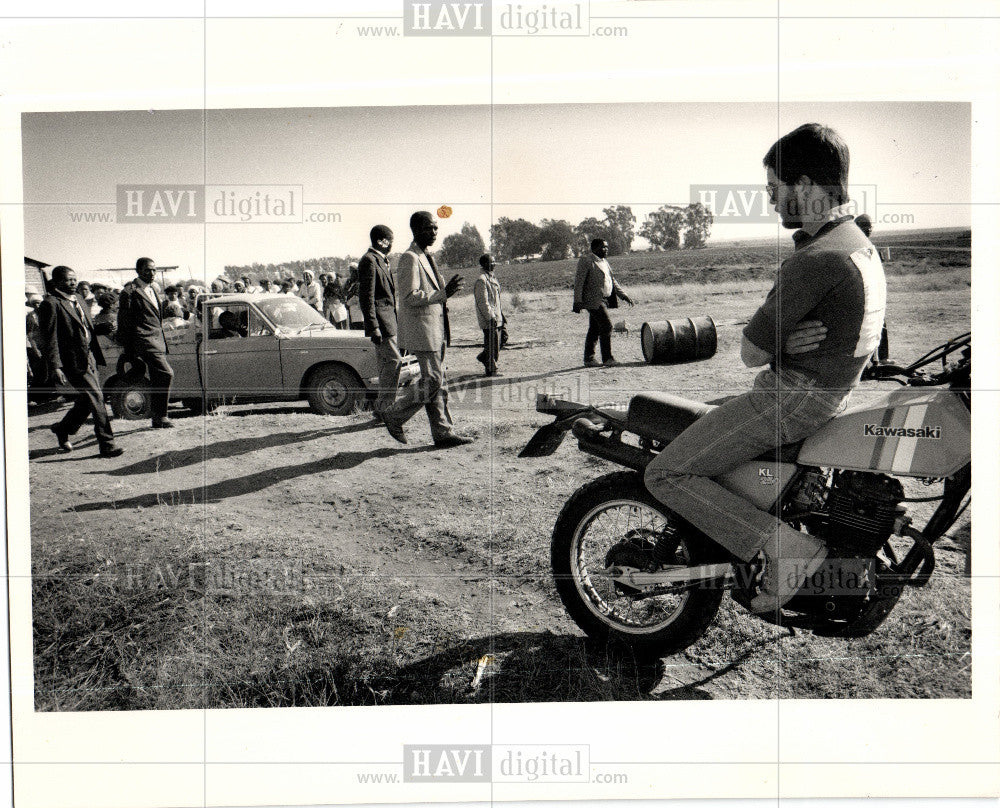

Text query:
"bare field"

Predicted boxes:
[[445, 227, 971, 294], [29, 257, 972, 709]]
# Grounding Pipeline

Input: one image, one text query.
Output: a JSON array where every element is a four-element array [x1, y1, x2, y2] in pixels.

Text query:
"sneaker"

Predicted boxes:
[[749, 524, 828, 613], [50, 425, 72, 453], [584, 358, 601, 367], [433, 434, 473, 449], [99, 445, 124, 458]]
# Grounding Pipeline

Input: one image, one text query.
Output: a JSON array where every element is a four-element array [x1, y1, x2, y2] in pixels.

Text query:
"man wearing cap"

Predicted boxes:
[[37, 265, 123, 457], [358, 225, 402, 418], [298, 270, 323, 311]]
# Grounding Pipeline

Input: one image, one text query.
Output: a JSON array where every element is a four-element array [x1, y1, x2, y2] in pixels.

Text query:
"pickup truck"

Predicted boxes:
[[98, 293, 419, 418]]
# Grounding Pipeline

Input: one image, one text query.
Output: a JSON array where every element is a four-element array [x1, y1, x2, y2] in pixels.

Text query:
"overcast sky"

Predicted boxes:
[[22, 102, 970, 283]]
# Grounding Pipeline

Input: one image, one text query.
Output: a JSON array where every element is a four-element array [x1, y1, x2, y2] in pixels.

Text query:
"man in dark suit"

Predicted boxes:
[[357, 224, 404, 419], [116, 256, 175, 428], [573, 238, 634, 367], [37, 266, 123, 457]]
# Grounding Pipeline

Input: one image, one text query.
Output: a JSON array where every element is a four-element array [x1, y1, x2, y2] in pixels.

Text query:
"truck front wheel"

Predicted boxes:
[[305, 364, 364, 416]]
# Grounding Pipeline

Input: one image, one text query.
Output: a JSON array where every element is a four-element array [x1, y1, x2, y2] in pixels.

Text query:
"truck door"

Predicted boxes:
[[200, 303, 283, 399]]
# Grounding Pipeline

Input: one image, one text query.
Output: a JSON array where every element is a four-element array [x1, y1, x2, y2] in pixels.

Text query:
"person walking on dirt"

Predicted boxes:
[[357, 225, 403, 419], [474, 254, 503, 377], [379, 211, 471, 448], [644, 123, 886, 614], [37, 265, 123, 457], [573, 238, 633, 367], [116, 257, 176, 429]]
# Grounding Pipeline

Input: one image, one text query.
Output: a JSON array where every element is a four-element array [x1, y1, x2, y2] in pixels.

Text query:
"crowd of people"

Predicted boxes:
[[27, 266, 369, 352]]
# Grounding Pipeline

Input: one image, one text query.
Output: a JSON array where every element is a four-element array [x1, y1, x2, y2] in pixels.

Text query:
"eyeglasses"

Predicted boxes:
[[765, 182, 781, 202]]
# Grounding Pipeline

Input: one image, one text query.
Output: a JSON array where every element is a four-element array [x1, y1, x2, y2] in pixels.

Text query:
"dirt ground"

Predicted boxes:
[[28, 268, 972, 709]]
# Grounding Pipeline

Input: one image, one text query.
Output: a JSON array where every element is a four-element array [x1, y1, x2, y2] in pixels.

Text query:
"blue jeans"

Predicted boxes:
[[644, 367, 851, 561]]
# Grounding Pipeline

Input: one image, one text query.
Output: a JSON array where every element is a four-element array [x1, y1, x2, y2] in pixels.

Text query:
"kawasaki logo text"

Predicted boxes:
[[864, 424, 941, 439]]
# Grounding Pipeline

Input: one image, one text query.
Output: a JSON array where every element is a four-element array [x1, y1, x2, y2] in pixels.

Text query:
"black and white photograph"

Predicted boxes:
[[21, 101, 974, 710], [2, 3, 998, 808]]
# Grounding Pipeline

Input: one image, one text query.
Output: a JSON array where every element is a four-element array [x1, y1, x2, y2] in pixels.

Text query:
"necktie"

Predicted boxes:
[[72, 297, 91, 342], [425, 252, 450, 347]]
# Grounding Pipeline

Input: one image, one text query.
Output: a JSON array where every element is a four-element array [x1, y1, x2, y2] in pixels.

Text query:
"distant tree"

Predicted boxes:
[[639, 206, 686, 250], [491, 217, 543, 262], [603, 205, 636, 253], [441, 221, 486, 268], [683, 202, 713, 248], [490, 217, 516, 263], [574, 217, 619, 255], [538, 218, 576, 261]]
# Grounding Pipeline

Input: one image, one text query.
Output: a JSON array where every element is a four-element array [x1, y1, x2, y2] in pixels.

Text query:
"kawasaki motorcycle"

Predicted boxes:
[[520, 333, 971, 656]]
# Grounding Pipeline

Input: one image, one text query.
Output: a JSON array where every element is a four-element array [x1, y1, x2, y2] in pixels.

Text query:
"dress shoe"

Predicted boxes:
[[584, 358, 601, 367], [750, 524, 828, 613], [382, 415, 407, 444], [99, 445, 124, 458], [151, 418, 176, 429], [50, 425, 72, 453], [602, 358, 621, 367], [433, 433, 474, 449]]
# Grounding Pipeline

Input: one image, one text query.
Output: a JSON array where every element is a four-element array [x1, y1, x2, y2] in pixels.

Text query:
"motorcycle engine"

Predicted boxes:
[[822, 470, 905, 556]]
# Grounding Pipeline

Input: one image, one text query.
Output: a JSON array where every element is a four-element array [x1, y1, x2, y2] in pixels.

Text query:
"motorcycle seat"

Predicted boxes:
[[626, 392, 804, 463], [626, 393, 716, 443]]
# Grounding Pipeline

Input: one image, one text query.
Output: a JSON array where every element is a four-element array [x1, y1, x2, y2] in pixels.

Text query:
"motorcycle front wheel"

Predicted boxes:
[[552, 471, 724, 658]]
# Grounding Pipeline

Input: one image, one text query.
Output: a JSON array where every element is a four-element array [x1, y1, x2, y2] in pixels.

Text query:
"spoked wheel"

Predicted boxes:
[[552, 471, 724, 658]]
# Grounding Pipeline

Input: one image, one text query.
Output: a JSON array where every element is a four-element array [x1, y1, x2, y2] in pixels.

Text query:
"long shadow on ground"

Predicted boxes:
[[94, 424, 367, 476], [68, 444, 437, 512]]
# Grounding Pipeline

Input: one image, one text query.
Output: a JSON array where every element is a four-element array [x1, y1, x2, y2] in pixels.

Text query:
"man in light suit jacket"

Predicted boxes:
[[573, 238, 633, 367], [38, 266, 123, 457], [380, 211, 472, 448], [357, 224, 402, 417], [116, 256, 175, 428], [473, 253, 503, 377]]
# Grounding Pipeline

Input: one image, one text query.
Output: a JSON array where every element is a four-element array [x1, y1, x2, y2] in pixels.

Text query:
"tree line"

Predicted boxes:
[[223, 203, 714, 277], [461, 203, 713, 266]]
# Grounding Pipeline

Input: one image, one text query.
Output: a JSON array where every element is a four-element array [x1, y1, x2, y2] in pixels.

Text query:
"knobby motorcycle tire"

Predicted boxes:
[[551, 471, 724, 659]]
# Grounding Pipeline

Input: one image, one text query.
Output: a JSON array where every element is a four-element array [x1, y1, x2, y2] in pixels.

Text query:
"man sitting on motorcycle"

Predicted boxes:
[[645, 123, 887, 613]]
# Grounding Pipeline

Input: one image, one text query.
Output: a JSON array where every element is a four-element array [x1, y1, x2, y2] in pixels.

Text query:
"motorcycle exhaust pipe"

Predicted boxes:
[[572, 419, 655, 471]]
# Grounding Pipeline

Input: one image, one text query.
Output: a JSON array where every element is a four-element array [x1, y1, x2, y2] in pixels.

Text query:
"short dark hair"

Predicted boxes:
[[479, 254, 493, 269], [854, 213, 873, 237], [591, 238, 607, 252], [763, 123, 850, 204], [136, 257, 154, 271], [370, 224, 393, 242], [51, 265, 73, 282], [409, 211, 434, 231]]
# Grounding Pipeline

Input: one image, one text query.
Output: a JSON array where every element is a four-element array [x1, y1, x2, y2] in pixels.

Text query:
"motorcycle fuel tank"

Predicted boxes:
[[798, 388, 970, 477]]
